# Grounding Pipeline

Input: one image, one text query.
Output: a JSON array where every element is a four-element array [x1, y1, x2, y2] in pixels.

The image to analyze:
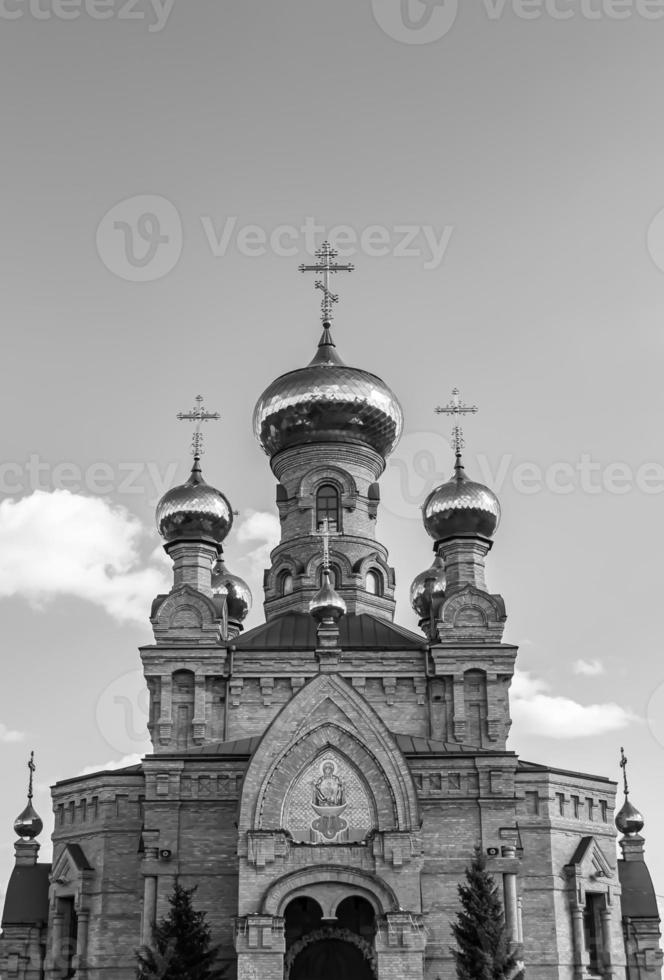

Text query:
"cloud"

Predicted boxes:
[[572, 658, 605, 677], [0, 490, 169, 624], [77, 753, 144, 777], [0, 723, 23, 743], [511, 669, 636, 738], [233, 509, 281, 579]]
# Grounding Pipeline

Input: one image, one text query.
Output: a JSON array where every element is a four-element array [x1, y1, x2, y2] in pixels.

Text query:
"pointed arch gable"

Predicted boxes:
[[238, 674, 420, 835]]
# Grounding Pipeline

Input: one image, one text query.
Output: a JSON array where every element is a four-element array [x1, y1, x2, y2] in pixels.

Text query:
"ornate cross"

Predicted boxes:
[[299, 241, 354, 325], [620, 746, 630, 796], [177, 395, 220, 457], [313, 517, 335, 572], [27, 750, 35, 801], [435, 387, 478, 456]]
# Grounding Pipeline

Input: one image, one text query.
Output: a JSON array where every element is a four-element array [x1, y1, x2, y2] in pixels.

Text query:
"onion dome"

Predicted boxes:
[[616, 797, 645, 836], [309, 568, 347, 625], [212, 556, 252, 622], [423, 454, 500, 543], [410, 555, 446, 620], [156, 456, 233, 544], [14, 801, 43, 840], [253, 326, 403, 459]]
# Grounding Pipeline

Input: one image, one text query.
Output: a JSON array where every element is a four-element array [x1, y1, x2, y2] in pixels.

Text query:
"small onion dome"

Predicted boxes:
[[615, 797, 645, 836], [253, 326, 403, 460], [422, 455, 500, 543], [309, 568, 347, 625], [410, 555, 446, 620], [212, 557, 252, 622], [156, 456, 233, 545], [14, 801, 43, 840]]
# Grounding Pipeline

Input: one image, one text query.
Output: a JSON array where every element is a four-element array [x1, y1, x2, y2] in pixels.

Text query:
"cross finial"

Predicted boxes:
[[27, 751, 36, 802], [620, 746, 630, 796], [312, 517, 339, 572], [434, 387, 479, 458], [299, 241, 354, 325], [176, 395, 221, 457]]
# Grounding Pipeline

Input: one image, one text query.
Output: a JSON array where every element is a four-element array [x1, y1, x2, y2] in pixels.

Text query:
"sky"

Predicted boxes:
[[1, 0, 664, 916]]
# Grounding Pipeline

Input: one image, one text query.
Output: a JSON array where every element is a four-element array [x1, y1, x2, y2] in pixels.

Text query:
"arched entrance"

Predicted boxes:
[[283, 896, 377, 980]]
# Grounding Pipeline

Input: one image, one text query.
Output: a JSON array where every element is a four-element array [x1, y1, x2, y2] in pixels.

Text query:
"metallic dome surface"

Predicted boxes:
[[212, 558, 252, 622], [410, 555, 446, 620], [156, 458, 233, 544], [253, 327, 403, 460], [309, 569, 347, 625], [615, 798, 645, 836], [423, 459, 500, 542], [14, 802, 43, 840]]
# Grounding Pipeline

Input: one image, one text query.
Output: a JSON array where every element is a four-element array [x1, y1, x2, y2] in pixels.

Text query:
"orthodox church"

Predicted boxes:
[[1, 245, 662, 980]]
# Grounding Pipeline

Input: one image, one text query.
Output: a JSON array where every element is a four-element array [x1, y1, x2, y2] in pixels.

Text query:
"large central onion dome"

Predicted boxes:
[[423, 455, 500, 543], [253, 326, 403, 459], [156, 456, 233, 544]]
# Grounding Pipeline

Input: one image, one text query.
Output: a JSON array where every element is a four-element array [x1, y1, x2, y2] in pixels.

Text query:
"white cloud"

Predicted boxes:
[[0, 723, 23, 743], [0, 490, 169, 624], [511, 669, 636, 738], [77, 753, 144, 777], [573, 658, 605, 677], [233, 509, 281, 580]]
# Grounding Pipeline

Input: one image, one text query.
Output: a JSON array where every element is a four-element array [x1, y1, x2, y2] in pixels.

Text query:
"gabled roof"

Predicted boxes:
[[235, 612, 425, 651], [1, 864, 51, 927]]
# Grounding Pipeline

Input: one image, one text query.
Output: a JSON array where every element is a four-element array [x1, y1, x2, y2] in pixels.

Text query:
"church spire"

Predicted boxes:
[[13, 751, 43, 841], [616, 746, 645, 838], [298, 241, 354, 326]]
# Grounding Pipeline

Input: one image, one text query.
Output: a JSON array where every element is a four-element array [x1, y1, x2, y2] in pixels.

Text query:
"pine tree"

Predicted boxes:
[[136, 883, 227, 980], [451, 847, 523, 980]]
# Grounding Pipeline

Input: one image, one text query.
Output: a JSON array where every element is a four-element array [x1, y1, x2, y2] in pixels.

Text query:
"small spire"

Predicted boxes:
[[14, 751, 43, 841], [620, 745, 630, 796], [310, 323, 344, 366], [616, 746, 645, 837]]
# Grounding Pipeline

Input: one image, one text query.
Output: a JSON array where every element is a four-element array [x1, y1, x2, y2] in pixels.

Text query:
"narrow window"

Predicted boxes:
[[586, 798, 594, 822], [572, 795, 580, 818], [281, 572, 294, 595], [600, 800, 608, 823], [583, 893, 604, 974], [366, 570, 382, 595], [524, 791, 539, 816], [316, 484, 340, 532], [556, 792, 565, 816]]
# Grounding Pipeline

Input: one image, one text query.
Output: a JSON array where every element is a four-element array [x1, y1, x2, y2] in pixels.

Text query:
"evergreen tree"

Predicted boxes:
[[451, 847, 523, 980], [137, 883, 227, 980]]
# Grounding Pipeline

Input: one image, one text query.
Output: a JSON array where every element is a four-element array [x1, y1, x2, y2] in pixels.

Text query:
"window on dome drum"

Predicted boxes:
[[316, 484, 340, 532], [281, 573, 294, 596], [365, 570, 382, 595]]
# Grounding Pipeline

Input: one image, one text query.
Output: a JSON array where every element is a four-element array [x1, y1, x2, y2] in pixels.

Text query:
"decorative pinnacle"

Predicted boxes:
[[299, 241, 354, 325], [176, 395, 220, 458], [434, 387, 478, 459], [27, 750, 35, 801], [620, 746, 630, 796]]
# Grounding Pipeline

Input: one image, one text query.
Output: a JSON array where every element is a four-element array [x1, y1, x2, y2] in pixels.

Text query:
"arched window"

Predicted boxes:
[[316, 484, 340, 532], [281, 572, 294, 596], [365, 570, 382, 596]]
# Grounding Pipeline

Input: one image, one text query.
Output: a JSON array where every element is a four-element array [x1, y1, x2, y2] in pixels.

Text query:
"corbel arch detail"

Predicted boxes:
[[262, 864, 398, 917]]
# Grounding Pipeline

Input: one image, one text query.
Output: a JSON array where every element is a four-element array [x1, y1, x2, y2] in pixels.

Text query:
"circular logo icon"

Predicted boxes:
[[646, 678, 664, 750], [95, 668, 151, 755], [96, 194, 183, 282], [382, 429, 452, 520], [371, 0, 459, 44]]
